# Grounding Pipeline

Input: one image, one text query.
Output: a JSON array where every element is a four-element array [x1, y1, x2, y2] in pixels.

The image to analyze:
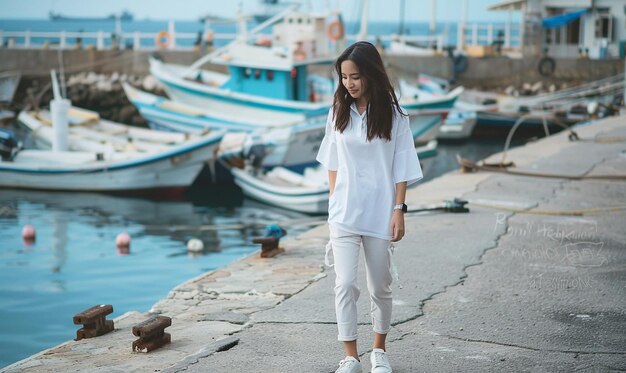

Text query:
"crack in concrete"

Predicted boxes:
[[162, 336, 240, 373], [441, 334, 626, 355]]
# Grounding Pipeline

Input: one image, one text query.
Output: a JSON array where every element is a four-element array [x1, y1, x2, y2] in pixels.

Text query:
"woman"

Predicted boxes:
[[316, 41, 423, 373]]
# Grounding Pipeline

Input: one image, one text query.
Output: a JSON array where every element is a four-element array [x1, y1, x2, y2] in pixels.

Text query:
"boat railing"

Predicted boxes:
[[0, 30, 444, 52], [0, 29, 239, 51], [457, 22, 522, 49], [1, 21, 521, 52]]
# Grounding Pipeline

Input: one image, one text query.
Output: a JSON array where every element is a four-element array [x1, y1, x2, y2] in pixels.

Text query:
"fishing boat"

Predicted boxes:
[[231, 165, 329, 214], [123, 82, 325, 173], [9, 108, 225, 192], [230, 139, 438, 214], [123, 82, 444, 174], [436, 110, 477, 141], [148, 6, 460, 144]]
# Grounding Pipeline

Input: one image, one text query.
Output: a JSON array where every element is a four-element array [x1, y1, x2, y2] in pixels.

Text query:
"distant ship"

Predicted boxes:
[[48, 10, 134, 22]]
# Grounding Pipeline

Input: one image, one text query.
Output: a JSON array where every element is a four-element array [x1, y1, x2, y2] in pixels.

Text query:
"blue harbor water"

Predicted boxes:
[[0, 185, 319, 368]]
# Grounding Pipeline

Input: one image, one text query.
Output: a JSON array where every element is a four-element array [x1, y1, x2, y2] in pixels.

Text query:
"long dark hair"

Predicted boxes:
[[332, 41, 404, 142]]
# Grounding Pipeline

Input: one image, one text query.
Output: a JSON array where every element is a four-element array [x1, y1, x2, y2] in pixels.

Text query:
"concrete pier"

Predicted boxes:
[[2, 115, 625, 372]]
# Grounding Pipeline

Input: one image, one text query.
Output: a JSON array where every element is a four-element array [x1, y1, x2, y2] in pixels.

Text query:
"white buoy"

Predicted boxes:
[[187, 238, 204, 252]]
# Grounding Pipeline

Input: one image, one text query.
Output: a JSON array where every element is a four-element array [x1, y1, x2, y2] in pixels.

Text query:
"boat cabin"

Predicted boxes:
[[213, 11, 339, 102]]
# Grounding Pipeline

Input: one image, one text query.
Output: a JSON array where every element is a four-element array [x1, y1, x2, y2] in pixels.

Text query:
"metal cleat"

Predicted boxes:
[[73, 304, 114, 341], [132, 316, 172, 352], [253, 224, 286, 258]]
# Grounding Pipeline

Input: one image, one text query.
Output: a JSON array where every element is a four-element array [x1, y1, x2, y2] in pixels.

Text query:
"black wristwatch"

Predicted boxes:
[[393, 203, 408, 213]]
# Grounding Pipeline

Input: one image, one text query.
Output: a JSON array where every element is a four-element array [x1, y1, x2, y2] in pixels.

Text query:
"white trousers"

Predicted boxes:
[[327, 224, 393, 341]]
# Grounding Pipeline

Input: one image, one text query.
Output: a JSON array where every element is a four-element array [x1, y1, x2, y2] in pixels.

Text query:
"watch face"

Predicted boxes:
[[402, 203, 408, 213]]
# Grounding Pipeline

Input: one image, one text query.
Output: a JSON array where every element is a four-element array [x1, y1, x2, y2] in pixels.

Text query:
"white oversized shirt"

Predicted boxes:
[[316, 103, 423, 240]]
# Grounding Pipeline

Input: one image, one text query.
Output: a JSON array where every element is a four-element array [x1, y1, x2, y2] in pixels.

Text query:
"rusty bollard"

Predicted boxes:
[[132, 316, 172, 352], [73, 304, 114, 341], [253, 224, 287, 258]]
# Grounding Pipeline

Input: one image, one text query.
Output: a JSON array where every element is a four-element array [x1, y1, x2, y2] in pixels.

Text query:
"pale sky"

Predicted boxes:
[[0, 0, 515, 22]]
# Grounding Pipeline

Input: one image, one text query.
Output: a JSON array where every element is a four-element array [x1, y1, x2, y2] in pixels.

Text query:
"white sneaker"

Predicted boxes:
[[370, 348, 392, 373], [335, 356, 363, 373]]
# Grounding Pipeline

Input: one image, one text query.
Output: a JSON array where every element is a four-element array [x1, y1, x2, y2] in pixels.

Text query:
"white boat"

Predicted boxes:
[[231, 165, 329, 214], [9, 109, 225, 191], [436, 111, 477, 141], [0, 140, 223, 192], [18, 106, 223, 155], [230, 140, 438, 214]]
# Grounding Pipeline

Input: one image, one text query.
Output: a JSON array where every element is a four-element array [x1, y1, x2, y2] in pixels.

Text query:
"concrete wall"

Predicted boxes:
[[0, 49, 227, 77], [1, 49, 623, 91], [386, 54, 625, 89]]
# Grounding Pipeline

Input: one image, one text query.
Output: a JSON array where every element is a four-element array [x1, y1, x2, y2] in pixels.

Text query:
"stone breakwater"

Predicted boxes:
[[14, 72, 166, 127]]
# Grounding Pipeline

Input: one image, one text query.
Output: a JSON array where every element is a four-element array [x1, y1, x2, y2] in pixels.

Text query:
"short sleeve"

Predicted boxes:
[[316, 108, 338, 171], [392, 112, 423, 185]]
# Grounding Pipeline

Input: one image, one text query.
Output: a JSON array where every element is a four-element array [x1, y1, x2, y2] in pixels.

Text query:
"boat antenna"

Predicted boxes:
[[398, 0, 405, 35], [56, 49, 67, 99], [357, 0, 369, 41], [50, 69, 61, 100]]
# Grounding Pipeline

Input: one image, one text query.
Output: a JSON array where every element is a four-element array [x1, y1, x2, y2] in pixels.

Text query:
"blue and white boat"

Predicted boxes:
[[123, 82, 326, 173], [147, 8, 461, 146]]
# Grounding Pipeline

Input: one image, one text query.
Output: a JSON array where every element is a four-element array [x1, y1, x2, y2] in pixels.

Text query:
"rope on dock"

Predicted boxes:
[[457, 156, 626, 181], [578, 135, 626, 144]]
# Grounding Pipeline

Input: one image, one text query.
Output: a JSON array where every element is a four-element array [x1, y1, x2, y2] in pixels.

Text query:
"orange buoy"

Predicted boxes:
[[205, 30, 214, 44], [155, 31, 170, 49], [326, 18, 345, 42]]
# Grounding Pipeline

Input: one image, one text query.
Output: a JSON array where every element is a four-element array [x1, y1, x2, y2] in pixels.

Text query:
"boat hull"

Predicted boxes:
[[231, 167, 329, 214], [0, 139, 219, 191]]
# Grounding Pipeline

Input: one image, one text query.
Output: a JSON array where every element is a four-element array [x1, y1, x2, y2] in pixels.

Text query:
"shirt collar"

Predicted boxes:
[[350, 102, 368, 118]]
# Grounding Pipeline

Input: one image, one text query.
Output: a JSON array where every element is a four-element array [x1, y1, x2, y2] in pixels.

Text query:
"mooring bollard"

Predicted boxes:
[[132, 316, 172, 352], [253, 224, 287, 258], [73, 304, 114, 341]]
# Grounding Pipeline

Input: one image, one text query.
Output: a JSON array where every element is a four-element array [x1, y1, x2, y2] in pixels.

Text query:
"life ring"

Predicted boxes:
[[538, 57, 556, 77], [156, 31, 170, 49], [205, 30, 214, 44], [327, 18, 345, 42]]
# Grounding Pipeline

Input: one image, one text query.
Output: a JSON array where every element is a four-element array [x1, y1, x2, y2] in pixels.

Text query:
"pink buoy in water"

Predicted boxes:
[[115, 232, 131, 250], [22, 225, 36, 245]]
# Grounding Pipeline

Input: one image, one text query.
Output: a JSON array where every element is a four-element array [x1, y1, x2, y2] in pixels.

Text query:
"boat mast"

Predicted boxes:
[[357, 0, 369, 41], [398, 0, 405, 35], [430, 0, 436, 33]]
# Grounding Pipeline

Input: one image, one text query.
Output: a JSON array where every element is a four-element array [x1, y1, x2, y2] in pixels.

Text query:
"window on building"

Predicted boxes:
[[595, 9, 613, 40], [566, 18, 580, 44]]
